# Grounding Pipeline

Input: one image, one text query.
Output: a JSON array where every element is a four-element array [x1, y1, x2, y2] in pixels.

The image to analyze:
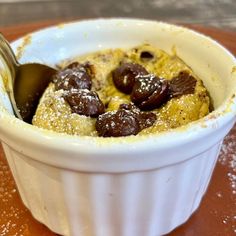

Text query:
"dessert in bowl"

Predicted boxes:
[[33, 44, 211, 137], [0, 19, 235, 236]]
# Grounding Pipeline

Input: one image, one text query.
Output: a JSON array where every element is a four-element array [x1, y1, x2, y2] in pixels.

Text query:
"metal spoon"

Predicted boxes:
[[0, 33, 56, 123]]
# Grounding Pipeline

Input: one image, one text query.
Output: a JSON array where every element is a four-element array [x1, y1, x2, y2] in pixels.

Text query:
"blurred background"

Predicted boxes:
[[0, 0, 235, 30]]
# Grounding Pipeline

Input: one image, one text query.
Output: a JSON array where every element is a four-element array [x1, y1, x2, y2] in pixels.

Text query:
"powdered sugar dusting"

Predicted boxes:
[[219, 129, 236, 195], [0, 159, 30, 236], [218, 127, 236, 233]]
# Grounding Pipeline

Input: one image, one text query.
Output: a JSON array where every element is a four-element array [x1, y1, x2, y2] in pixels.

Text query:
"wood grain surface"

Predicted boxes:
[[0, 21, 236, 236]]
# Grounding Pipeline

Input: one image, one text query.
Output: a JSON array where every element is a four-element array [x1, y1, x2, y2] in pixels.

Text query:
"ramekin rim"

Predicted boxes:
[[0, 18, 236, 154]]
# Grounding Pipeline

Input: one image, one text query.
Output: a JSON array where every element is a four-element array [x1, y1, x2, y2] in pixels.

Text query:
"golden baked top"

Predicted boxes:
[[32, 44, 210, 137]]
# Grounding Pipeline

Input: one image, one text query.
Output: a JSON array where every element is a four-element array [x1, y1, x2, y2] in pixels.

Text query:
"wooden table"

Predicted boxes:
[[0, 21, 236, 236]]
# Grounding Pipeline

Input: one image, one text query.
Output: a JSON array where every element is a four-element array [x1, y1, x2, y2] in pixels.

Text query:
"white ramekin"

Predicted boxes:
[[0, 19, 236, 236]]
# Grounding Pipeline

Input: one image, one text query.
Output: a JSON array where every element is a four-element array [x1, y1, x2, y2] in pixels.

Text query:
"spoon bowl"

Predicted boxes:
[[0, 33, 56, 123]]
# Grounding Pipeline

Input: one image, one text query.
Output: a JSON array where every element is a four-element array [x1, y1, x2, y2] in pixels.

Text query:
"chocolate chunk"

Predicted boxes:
[[66, 62, 95, 78], [81, 62, 96, 78], [64, 89, 105, 117], [138, 112, 157, 130], [54, 62, 92, 91], [121, 103, 157, 130], [131, 74, 169, 109], [96, 103, 156, 137], [140, 51, 154, 61], [169, 71, 197, 97], [112, 63, 148, 94], [139, 79, 169, 110], [119, 103, 138, 111], [96, 109, 140, 137], [131, 74, 161, 104]]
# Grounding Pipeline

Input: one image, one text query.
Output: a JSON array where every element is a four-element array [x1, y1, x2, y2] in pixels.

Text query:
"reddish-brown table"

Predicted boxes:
[[0, 21, 235, 236]]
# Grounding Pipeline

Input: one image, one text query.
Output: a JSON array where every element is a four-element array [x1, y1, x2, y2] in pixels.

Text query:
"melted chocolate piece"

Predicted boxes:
[[54, 62, 92, 91], [131, 74, 169, 110], [119, 103, 137, 111], [96, 109, 140, 137], [131, 74, 161, 104], [66, 62, 95, 77], [96, 103, 156, 137], [169, 71, 197, 97], [139, 79, 169, 110], [138, 112, 157, 130], [64, 89, 105, 117], [112, 63, 148, 94], [140, 51, 154, 61], [120, 103, 156, 129]]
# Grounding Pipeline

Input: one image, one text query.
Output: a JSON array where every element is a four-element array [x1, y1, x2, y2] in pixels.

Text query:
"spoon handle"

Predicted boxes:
[[0, 33, 22, 119], [0, 33, 19, 80]]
